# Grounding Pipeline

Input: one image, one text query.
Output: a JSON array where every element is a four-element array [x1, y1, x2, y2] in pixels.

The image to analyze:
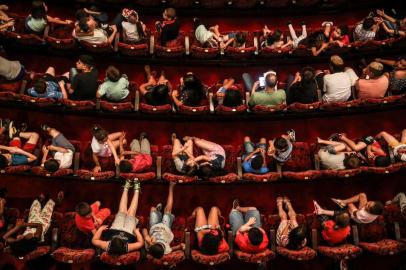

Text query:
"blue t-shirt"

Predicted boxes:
[[27, 81, 63, 100], [242, 154, 269, 174], [11, 154, 28, 165]]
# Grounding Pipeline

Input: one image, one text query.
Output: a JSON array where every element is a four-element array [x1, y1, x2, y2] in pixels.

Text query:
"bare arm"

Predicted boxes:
[[311, 43, 328, 57], [107, 139, 120, 165], [128, 228, 144, 252], [48, 145, 69, 153], [375, 58, 397, 67], [92, 225, 109, 250], [47, 16, 71, 25], [171, 90, 183, 107], [243, 148, 261, 162], [142, 228, 153, 246], [139, 82, 153, 95], [107, 25, 117, 45], [41, 146, 49, 165], [193, 155, 211, 163]]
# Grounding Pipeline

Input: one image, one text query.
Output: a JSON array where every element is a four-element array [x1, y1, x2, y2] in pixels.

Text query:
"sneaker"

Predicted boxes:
[[40, 124, 49, 132], [123, 179, 133, 190], [232, 199, 240, 210], [287, 129, 296, 142], [8, 121, 19, 139], [133, 180, 141, 192], [340, 259, 348, 270], [155, 203, 162, 212]]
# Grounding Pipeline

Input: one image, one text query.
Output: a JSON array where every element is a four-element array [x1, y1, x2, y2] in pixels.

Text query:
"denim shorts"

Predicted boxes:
[[229, 209, 261, 235], [149, 210, 175, 229]]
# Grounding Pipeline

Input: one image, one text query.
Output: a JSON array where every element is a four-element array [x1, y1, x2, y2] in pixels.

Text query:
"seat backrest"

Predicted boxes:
[[282, 142, 313, 172], [357, 215, 388, 243]]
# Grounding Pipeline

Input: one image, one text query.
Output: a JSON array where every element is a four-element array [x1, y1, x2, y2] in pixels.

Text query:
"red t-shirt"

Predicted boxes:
[[235, 230, 269, 253], [198, 230, 230, 253], [75, 202, 111, 233], [322, 220, 350, 245], [130, 154, 152, 172]]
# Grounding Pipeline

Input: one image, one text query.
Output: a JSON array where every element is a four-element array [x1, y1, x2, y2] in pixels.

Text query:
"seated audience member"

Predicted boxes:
[[317, 136, 362, 170], [171, 133, 196, 176], [375, 57, 406, 93], [3, 191, 63, 257], [313, 201, 351, 245], [267, 130, 295, 164], [0, 5, 15, 32], [26, 0, 72, 34], [155, 8, 180, 46], [184, 136, 226, 177], [261, 25, 292, 49], [248, 71, 286, 107], [308, 21, 333, 57], [321, 55, 358, 103], [119, 132, 152, 173], [330, 25, 350, 47], [353, 16, 380, 42], [229, 199, 268, 253], [75, 201, 111, 234], [90, 125, 124, 173], [66, 55, 99, 101], [355, 61, 389, 98], [172, 73, 206, 107], [139, 65, 172, 106], [337, 133, 390, 167], [386, 192, 406, 218], [115, 9, 146, 44], [73, 12, 117, 45], [0, 56, 26, 82], [0, 125, 38, 169], [143, 182, 185, 259], [286, 67, 318, 104], [92, 180, 144, 255], [193, 18, 222, 48], [242, 136, 268, 174], [276, 197, 307, 250], [97, 66, 130, 102], [376, 129, 406, 162], [218, 30, 247, 50], [215, 78, 243, 107], [27, 67, 68, 100], [40, 124, 75, 173], [192, 206, 229, 255], [0, 187, 6, 231], [376, 9, 406, 38], [287, 22, 307, 49], [331, 193, 383, 224]]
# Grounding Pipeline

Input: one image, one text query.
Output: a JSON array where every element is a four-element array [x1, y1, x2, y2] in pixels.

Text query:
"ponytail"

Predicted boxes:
[[92, 125, 108, 142]]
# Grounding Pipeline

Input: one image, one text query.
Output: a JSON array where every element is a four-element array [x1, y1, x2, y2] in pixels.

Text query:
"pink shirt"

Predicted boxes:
[[356, 75, 389, 99]]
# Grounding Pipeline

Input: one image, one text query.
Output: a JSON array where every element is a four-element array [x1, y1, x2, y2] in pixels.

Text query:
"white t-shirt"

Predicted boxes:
[[318, 149, 345, 170], [73, 28, 108, 44], [148, 223, 174, 255], [122, 21, 141, 42], [91, 137, 112, 157], [195, 25, 214, 45], [352, 207, 378, 224], [394, 144, 406, 162], [322, 69, 359, 103], [54, 150, 74, 169]]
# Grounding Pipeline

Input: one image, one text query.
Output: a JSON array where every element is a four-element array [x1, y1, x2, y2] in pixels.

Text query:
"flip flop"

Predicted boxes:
[[331, 198, 345, 208]]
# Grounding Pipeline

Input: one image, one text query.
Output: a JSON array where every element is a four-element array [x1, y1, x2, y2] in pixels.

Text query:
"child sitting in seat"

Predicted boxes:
[[261, 26, 292, 49], [40, 124, 75, 173], [242, 136, 269, 174], [120, 9, 146, 44], [267, 130, 295, 164], [155, 8, 180, 46], [97, 66, 130, 103], [139, 65, 172, 106], [215, 78, 243, 107], [171, 133, 197, 176], [330, 25, 350, 47], [119, 132, 153, 173], [90, 125, 124, 173], [193, 18, 222, 48], [75, 201, 111, 234]]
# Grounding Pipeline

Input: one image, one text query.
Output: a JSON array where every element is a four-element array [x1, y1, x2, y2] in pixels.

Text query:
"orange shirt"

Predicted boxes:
[[75, 202, 111, 233], [322, 220, 350, 245], [235, 230, 269, 253]]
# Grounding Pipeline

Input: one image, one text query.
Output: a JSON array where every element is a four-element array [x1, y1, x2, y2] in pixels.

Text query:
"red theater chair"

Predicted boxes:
[[78, 40, 114, 54], [384, 204, 406, 245], [153, 31, 187, 58], [3, 13, 46, 46], [319, 99, 361, 112], [223, 31, 257, 59], [62, 99, 96, 111], [0, 77, 26, 102], [211, 84, 248, 115], [118, 145, 161, 182], [175, 85, 212, 115], [97, 82, 137, 112], [267, 214, 317, 261], [116, 30, 149, 57], [45, 23, 76, 50], [19, 73, 60, 107], [189, 33, 220, 59], [136, 89, 173, 114], [260, 45, 292, 58], [288, 101, 321, 112], [251, 104, 287, 114], [162, 145, 199, 183], [206, 145, 239, 184]]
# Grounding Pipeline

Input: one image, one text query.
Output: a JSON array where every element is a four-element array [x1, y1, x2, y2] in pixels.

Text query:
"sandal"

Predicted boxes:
[[331, 198, 345, 208]]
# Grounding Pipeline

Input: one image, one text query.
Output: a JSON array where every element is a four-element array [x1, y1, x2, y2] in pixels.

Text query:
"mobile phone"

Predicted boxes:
[[259, 77, 265, 88]]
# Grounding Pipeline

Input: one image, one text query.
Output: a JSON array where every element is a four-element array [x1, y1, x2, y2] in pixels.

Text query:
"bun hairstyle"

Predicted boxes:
[[92, 125, 109, 142]]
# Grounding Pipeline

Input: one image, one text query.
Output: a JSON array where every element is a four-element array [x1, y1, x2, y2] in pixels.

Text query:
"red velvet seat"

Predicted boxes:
[[154, 31, 186, 58], [0, 91, 18, 102], [208, 145, 239, 184], [186, 215, 231, 265], [260, 46, 291, 57], [46, 23, 76, 50], [288, 102, 320, 112], [282, 142, 322, 180], [0, 79, 23, 93], [75, 141, 115, 180], [319, 99, 361, 111], [352, 40, 388, 53], [267, 214, 317, 261], [139, 102, 173, 114], [117, 40, 149, 57], [62, 99, 96, 111], [119, 145, 159, 182], [325, 44, 352, 55], [211, 84, 248, 114], [224, 32, 256, 59], [100, 251, 141, 266], [177, 103, 210, 115], [383, 204, 406, 243], [357, 215, 406, 255], [3, 14, 46, 46], [306, 213, 362, 261], [292, 45, 312, 57], [162, 145, 198, 183], [252, 104, 287, 114], [190, 32, 220, 59], [78, 40, 113, 54], [19, 94, 58, 107], [99, 82, 136, 112], [146, 217, 186, 266]]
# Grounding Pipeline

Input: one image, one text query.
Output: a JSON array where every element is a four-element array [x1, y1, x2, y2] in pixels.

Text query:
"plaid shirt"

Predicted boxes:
[[353, 23, 376, 42]]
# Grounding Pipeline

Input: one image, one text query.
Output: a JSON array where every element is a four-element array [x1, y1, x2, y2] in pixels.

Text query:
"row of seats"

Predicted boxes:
[[1, 73, 405, 116], [1, 203, 404, 267], [2, 14, 405, 59], [2, 136, 406, 182]]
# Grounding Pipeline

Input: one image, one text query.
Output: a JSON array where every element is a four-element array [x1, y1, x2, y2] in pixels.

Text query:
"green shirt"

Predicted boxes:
[[98, 76, 130, 102], [248, 89, 286, 106]]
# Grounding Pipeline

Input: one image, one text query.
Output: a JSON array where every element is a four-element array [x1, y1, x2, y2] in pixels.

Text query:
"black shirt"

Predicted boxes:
[[287, 81, 318, 104], [70, 68, 99, 101], [160, 19, 180, 46]]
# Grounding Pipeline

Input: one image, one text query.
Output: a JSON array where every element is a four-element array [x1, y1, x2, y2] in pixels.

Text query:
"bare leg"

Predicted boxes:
[[111, 139, 125, 151], [277, 197, 287, 221], [19, 132, 39, 146], [172, 138, 184, 155], [401, 129, 406, 144], [207, 206, 221, 228], [193, 138, 219, 152], [184, 139, 194, 157], [108, 132, 125, 142], [288, 24, 298, 40], [164, 182, 176, 213], [347, 203, 358, 217], [337, 193, 368, 208], [118, 187, 129, 214], [193, 206, 207, 228], [376, 131, 399, 146], [127, 189, 140, 217], [285, 199, 297, 225], [45, 67, 55, 76], [317, 138, 347, 152], [340, 136, 367, 152], [236, 206, 257, 213]]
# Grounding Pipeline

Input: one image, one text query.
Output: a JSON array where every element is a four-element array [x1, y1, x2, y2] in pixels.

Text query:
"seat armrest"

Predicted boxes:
[[317, 88, 322, 102], [185, 231, 191, 259], [51, 227, 58, 252], [394, 222, 401, 241], [314, 154, 320, 170], [270, 229, 276, 252], [73, 152, 80, 176], [43, 25, 50, 40], [276, 164, 282, 178], [246, 92, 251, 112], [20, 79, 27, 94], [254, 35, 259, 55], [351, 86, 357, 100], [134, 90, 140, 112], [311, 228, 318, 251], [115, 164, 120, 179], [209, 92, 214, 113], [388, 145, 395, 164], [185, 36, 190, 55], [96, 97, 101, 110], [237, 157, 242, 180], [156, 156, 162, 180], [114, 32, 119, 52], [227, 230, 234, 256], [33, 148, 41, 166], [149, 35, 154, 55], [352, 225, 359, 246]]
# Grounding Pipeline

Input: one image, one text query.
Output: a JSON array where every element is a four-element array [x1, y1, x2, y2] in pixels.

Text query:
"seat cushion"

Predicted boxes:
[[234, 249, 276, 263], [76, 169, 115, 180], [1, 165, 31, 174], [282, 170, 322, 180], [31, 166, 73, 177], [22, 246, 51, 261], [100, 251, 141, 265], [276, 246, 317, 261], [163, 172, 198, 183], [243, 172, 280, 182], [359, 239, 406, 255], [318, 244, 363, 260], [191, 250, 230, 265], [119, 172, 156, 181], [52, 247, 95, 264], [208, 172, 238, 183], [147, 250, 185, 266]]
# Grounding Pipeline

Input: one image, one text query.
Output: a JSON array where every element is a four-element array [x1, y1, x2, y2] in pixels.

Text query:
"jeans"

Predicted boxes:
[[242, 73, 254, 93], [244, 141, 267, 154], [229, 209, 261, 235], [149, 210, 175, 229]]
